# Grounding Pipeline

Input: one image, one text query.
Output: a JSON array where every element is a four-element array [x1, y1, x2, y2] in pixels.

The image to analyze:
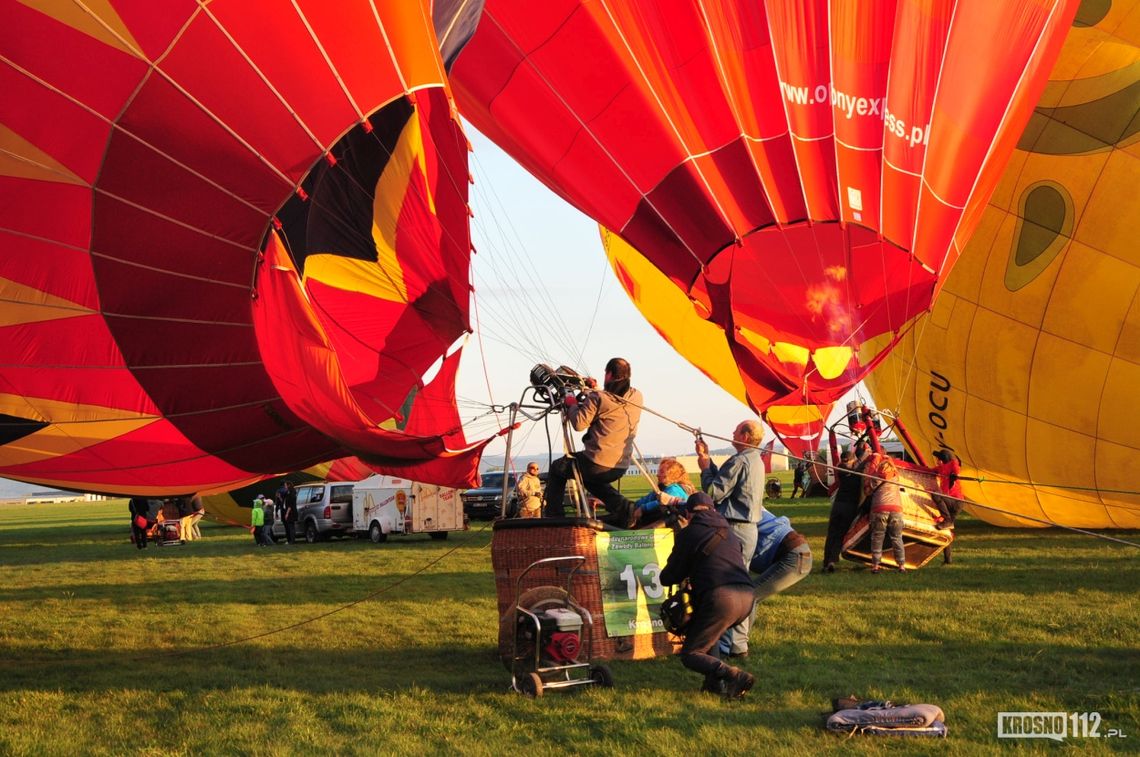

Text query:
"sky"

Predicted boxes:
[[455, 127, 859, 465]]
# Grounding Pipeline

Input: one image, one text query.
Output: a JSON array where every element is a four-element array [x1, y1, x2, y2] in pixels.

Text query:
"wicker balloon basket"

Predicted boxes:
[[492, 518, 680, 661]]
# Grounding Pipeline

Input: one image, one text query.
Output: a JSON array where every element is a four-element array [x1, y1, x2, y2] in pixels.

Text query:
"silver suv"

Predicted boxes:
[[272, 482, 354, 542]]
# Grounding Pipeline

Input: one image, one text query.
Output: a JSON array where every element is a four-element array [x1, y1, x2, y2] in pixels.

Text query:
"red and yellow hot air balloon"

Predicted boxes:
[[0, 1, 491, 494], [451, 0, 1078, 454]]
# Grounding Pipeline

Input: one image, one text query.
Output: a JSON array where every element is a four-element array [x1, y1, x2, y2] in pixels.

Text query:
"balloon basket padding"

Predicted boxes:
[[840, 466, 953, 569], [491, 520, 678, 660]]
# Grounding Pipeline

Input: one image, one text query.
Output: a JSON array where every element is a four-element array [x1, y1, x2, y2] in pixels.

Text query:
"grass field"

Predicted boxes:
[[1, 488, 1137, 756]]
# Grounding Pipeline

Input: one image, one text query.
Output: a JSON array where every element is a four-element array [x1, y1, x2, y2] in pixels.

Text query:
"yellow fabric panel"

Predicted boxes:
[[1029, 332, 1111, 435], [1075, 150, 1140, 263], [0, 388, 155, 467], [1043, 241, 1139, 354], [18, 0, 141, 55], [772, 341, 809, 366], [602, 229, 749, 405], [303, 111, 432, 303], [1116, 282, 1140, 364], [765, 404, 824, 424], [0, 418, 156, 467], [0, 124, 87, 185], [1095, 438, 1140, 527], [0, 392, 152, 424], [1025, 418, 1103, 526], [855, 329, 895, 368], [736, 326, 771, 356], [981, 212, 1063, 325], [812, 346, 852, 380], [0, 278, 94, 326], [962, 396, 1033, 513], [302, 254, 407, 304], [965, 309, 1036, 414], [1096, 354, 1140, 449]]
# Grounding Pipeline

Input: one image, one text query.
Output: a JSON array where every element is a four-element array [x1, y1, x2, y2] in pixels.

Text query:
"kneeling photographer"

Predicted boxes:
[[660, 492, 756, 699], [542, 357, 642, 525]]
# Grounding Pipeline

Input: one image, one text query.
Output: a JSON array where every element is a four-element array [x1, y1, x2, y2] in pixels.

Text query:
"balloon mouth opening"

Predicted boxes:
[[688, 220, 934, 398]]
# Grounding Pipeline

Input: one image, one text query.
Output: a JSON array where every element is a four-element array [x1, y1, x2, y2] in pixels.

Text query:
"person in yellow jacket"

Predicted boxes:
[[250, 496, 266, 546], [516, 463, 544, 518]]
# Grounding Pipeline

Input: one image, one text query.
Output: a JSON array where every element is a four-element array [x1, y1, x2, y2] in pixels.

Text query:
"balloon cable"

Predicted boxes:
[[605, 392, 1140, 549]]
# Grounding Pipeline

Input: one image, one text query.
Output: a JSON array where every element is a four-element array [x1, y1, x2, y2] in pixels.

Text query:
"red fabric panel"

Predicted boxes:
[[404, 349, 469, 447], [117, 74, 292, 215], [0, 179, 92, 250], [102, 315, 259, 368], [159, 14, 322, 182], [0, 0, 146, 121], [205, 3, 358, 146], [96, 130, 271, 247], [296, 0, 408, 115], [110, 0, 200, 60], [768, 422, 827, 461], [0, 60, 113, 186], [830, 0, 895, 229], [90, 197, 253, 286], [0, 233, 98, 310], [880, 0, 951, 249], [765, 0, 839, 220], [94, 258, 252, 324], [254, 231, 484, 488]]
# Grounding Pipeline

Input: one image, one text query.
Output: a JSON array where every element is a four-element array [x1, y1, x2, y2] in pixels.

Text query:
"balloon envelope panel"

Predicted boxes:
[[864, 0, 1140, 528]]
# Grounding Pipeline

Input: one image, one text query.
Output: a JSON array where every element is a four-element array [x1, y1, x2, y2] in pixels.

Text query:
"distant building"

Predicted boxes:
[[24, 491, 107, 504]]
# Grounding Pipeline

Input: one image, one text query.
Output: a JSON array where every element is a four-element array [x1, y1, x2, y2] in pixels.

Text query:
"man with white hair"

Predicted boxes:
[[695, 419, 765, 658]]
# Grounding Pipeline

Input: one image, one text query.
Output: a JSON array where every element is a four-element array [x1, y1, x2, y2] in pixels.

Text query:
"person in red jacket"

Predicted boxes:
[[932, 449, 964, 564], [863, 453, 906, 573]]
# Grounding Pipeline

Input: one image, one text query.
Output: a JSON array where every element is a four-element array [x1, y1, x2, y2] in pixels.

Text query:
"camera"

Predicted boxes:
[[530, 363, 589, 406]]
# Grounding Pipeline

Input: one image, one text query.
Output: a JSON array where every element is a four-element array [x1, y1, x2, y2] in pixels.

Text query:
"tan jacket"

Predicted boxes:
[[516, 472, 543, 516], [567, 387, 643, 469]]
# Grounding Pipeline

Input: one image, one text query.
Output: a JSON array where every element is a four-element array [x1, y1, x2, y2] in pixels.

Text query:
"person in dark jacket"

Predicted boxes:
[[128, 496, 150, 549], [660, 493, 756, 699], [278, 481, 298, 544], [822, 447, 864, 572]]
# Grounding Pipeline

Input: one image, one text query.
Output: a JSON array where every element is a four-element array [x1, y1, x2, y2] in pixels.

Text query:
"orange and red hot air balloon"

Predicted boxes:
[[451, 0, 1079, 455], [0, 0, 491, 494]]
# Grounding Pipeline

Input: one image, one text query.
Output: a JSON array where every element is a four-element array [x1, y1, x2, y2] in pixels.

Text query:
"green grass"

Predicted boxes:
[[0, 494, 1137, 756]]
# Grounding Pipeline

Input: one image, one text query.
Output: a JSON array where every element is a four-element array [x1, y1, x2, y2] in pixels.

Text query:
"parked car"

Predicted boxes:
[[462, 472, 517, 520], [462, 471, 550, 520], [272, 482, 354, 542]]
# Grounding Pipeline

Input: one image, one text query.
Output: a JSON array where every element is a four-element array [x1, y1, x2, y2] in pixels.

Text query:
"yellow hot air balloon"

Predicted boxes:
[[864, 0, 1140, 528]]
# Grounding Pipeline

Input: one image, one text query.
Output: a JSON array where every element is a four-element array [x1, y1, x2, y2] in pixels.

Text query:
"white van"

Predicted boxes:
[[352, 477, 466, 542]]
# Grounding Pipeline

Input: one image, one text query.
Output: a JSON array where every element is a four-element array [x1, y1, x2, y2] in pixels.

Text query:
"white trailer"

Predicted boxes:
[[352, 477, 466, 542]]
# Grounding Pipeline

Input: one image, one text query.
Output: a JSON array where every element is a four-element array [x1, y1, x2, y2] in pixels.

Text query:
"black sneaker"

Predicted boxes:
[[722, 666, 755, 700]]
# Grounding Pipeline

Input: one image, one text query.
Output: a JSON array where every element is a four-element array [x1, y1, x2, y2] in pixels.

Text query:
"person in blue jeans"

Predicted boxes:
[[696, 421, 764, 656], [717, 508, 812, 658]]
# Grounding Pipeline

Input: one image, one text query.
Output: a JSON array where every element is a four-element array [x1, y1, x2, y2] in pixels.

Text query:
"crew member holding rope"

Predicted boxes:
[[696, 419, 765, 658], [543, 357, 642, 526]]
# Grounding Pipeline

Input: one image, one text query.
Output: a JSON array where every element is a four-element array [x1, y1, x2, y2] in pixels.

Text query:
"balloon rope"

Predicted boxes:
[[602, 392, 1140, 549]]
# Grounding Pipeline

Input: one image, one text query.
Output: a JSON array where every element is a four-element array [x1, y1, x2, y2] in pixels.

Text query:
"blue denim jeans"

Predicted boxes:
[[870, 511, 905, 566], [719, 542, 811, 655], [717, 520, 758, 655], [754, 543, 812, 603]]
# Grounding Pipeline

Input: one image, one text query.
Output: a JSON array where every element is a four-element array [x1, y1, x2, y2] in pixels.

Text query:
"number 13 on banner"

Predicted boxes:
[[619, 562, 664, 600]]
